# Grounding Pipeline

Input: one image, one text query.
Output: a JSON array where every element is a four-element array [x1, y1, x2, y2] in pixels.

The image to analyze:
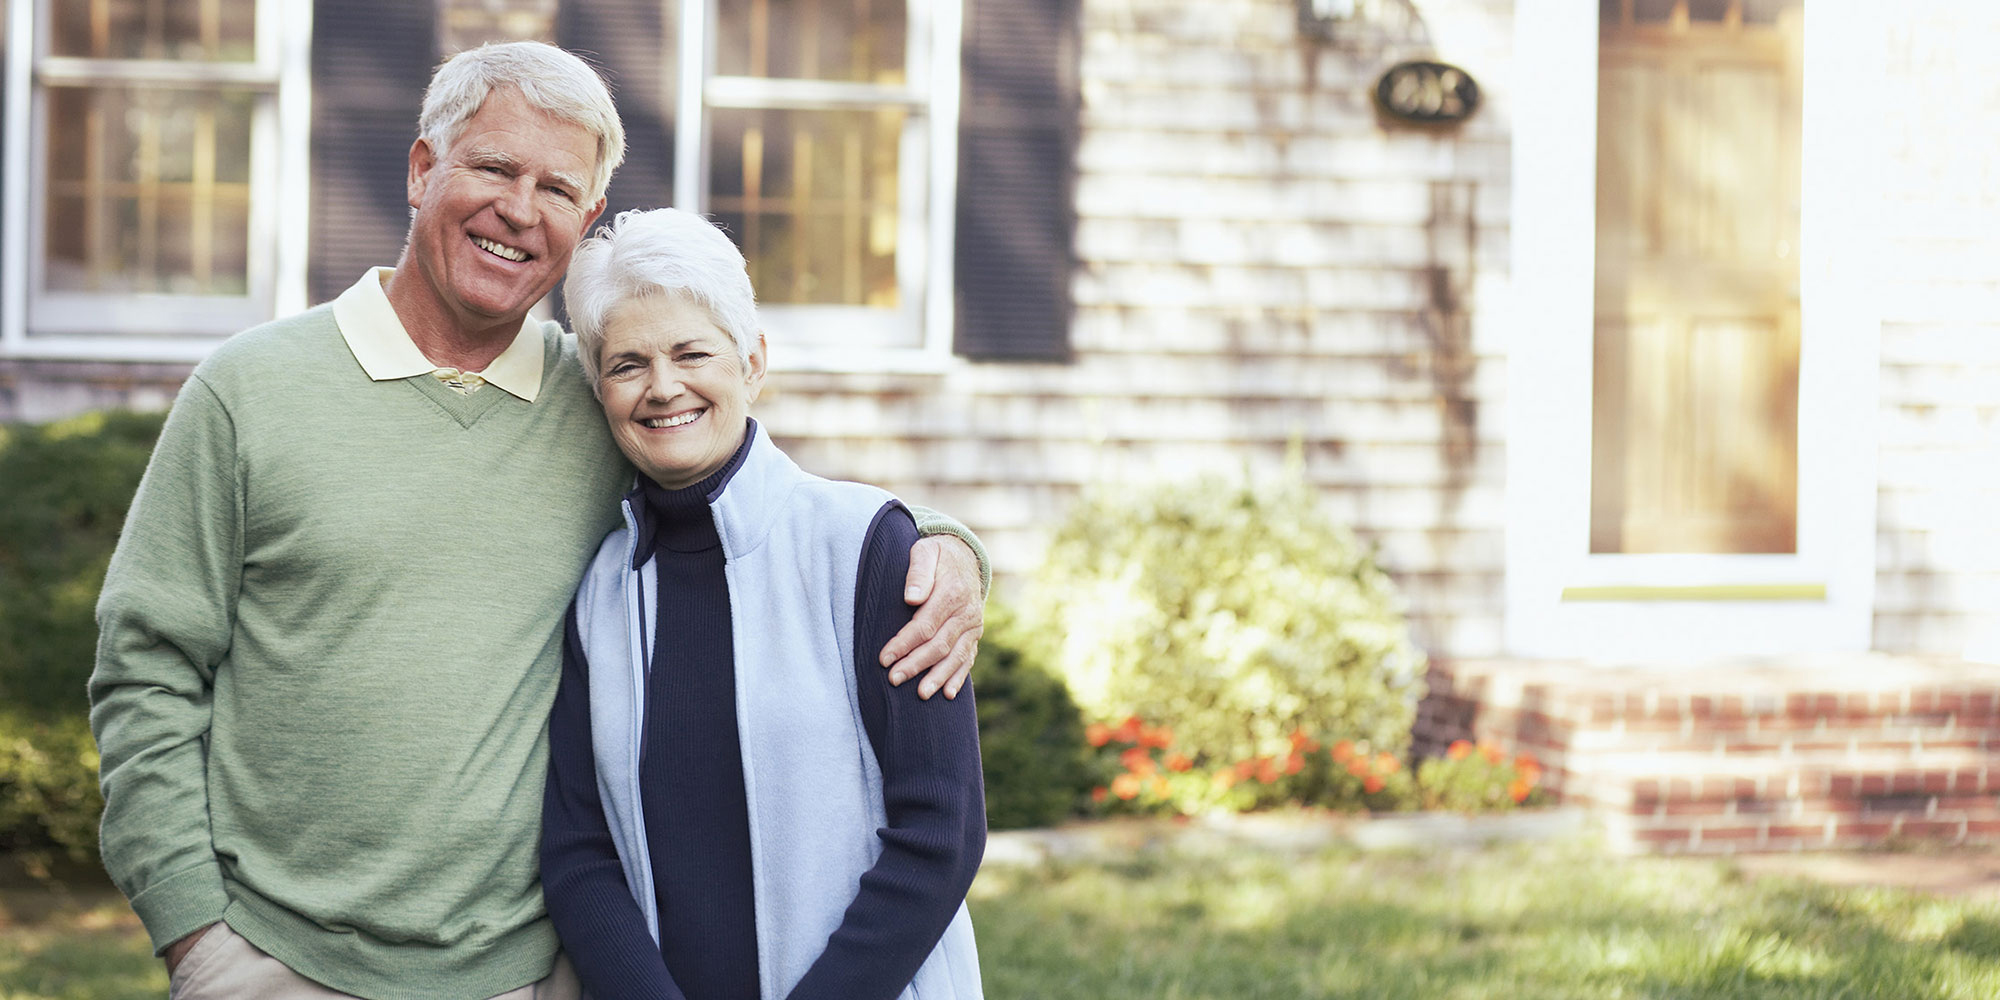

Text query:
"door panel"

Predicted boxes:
[[1590, 0, 1804, 555]]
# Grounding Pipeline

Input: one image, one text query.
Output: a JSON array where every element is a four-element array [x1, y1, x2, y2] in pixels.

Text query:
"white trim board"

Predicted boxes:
[[1502, 0, 1882, 661]]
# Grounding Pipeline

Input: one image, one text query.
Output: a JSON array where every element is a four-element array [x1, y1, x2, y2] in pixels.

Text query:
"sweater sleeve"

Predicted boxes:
[[541, 603, 686, 1000], [88, 374, 239, 954], [903, 504, 991, 598], [784, 503, 988, 1000]]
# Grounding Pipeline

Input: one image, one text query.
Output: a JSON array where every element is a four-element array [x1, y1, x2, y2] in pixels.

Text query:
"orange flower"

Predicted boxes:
[[1120, 747, 1157, 776], [1150, 776, 1171, 798], [1091, 786, 1109, 803], [1516, 759, 1543, 784], [1481, 742, 1505, 765], [1375, 753, 1401, 775], [1233, 760, 1258, 781], [1211, 771, 1238, 791], [1253, 757, 1281, 784], [1114, 715, 1145, 743], [1509, 778, 1532, 803], [1447, 739, 1472, 761], [1331, 740, 1356, 762], [1165, 753, 1194, 773], [1142, 725, 1175, 749], [1345, 759, 1371, 779], [1363, 775, 1385, 794], [1085, 723, 1112, 747], [1288, 730, 1319, 753], [1111, 773, 1142, 800], [1283, 753, 1305, 776]]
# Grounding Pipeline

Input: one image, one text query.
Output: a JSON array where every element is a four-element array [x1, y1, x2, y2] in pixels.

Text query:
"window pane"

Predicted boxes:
[[1633, 0, 1676, 22], [708, 107, 903, 306], [1741, 0, 1796, 25], [716, 0, 906, 84], [44, 85, 256, 295], [52, 0, 257, 61], [1688, 0, 1729, 21]]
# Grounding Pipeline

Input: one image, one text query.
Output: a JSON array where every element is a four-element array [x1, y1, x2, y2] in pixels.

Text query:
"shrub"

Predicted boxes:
[[0, 409, 167, 720], [0, 409, 166, 869], [1415, 740, 1547, 812], [0, 711, 104, 874], [972, 610, 1096, 829], [1023, 469, 1426, 767]]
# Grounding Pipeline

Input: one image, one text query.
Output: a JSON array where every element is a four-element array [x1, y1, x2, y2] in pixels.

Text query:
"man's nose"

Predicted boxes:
[[494, 177, 541, 227]]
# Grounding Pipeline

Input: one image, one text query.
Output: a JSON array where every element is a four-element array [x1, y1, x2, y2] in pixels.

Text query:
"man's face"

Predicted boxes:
[[402, 87, 605, 337]]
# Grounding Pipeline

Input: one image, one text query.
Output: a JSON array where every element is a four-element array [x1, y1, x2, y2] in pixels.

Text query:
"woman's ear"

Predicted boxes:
[[744, 333, 770, 403]]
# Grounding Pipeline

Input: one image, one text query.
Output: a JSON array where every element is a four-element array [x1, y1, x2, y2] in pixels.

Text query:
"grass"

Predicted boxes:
[[6, 837, 2000, 999], [969, 836, 2000, 999]]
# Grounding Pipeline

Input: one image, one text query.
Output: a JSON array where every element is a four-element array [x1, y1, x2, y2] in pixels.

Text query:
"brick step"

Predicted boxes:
[[1412, 656, 2000, 854]]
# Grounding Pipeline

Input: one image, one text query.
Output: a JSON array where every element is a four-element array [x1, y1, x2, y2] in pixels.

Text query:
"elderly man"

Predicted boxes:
[[89, 42, 986, 1000]]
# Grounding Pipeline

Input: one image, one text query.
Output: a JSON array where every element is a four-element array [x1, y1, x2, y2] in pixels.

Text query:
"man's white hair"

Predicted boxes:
[[418, 41, 626, 203], [565, 208, 762, 393]]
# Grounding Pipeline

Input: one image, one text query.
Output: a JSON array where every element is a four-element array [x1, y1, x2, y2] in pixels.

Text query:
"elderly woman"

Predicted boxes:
[[540, 208, 984, 1000]]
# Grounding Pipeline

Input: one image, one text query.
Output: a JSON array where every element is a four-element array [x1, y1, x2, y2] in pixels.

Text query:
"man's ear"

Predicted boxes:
[[745, 332, 770, 403], [583, 196, 607, 233], [407, 138, 437, 209]]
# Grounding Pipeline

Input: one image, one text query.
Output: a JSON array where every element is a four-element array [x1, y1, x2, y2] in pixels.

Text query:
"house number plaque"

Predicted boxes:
[[1375, 60, 1480, 124]]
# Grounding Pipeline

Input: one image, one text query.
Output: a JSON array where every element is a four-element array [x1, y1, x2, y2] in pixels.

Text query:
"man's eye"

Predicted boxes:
[[677, 353, 711, 364]]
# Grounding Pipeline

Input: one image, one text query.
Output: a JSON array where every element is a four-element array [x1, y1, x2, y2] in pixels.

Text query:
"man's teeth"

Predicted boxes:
[[643, 411, 702, 429], [473, 236, 528, 262]]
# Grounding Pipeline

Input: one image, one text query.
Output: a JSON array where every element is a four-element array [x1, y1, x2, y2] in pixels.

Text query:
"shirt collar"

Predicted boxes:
[[331, 268, 547, 402]]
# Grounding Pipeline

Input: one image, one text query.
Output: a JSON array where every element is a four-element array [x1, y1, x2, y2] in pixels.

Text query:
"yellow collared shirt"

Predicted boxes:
[[331, 268, 546, 401]]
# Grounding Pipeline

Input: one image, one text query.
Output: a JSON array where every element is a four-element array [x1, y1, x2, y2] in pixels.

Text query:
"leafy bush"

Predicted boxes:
[[1023, 469, 1426, 767], [0, 409, 166, 720], [0, 711, 104, 874], [0, 409, 166, 869], [972, 611, 1096, 829], [1415, 740, 1547, 812]]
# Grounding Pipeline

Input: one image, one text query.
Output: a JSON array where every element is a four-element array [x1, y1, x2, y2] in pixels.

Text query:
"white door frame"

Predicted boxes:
[[1503, 0, 1882, 661]]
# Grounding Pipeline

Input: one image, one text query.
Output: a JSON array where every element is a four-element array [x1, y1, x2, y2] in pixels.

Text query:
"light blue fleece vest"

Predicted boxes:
[[572, 423, 982, 1000]]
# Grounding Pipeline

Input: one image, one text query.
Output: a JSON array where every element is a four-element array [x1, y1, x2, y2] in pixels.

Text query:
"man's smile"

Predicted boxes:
[[472, 235, 530, 262]]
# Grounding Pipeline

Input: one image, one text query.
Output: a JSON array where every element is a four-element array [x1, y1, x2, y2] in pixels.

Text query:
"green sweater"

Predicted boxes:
[[89, 303, 984, 1000]]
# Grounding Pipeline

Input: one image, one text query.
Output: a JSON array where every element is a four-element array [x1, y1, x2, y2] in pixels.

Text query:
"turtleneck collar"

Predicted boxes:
[[628, 420, 759, 563]]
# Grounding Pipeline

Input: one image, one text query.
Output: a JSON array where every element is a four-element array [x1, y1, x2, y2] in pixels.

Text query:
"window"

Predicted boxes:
[[683, 0, 957, 365], [1, 0, 309, 359]]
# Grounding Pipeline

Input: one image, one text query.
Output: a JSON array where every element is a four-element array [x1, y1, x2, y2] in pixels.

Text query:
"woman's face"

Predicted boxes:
[[596, 293, 766, 491]]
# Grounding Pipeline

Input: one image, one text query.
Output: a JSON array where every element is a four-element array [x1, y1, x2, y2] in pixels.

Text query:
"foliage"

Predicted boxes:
[[1083, 717, 1417, 816], [972, 611, 1096, 829], [0, 410, 166, 720], [1023, 468, 1426, 766], [1416, 739, 1548, 812], [0, 711, 104, 875]]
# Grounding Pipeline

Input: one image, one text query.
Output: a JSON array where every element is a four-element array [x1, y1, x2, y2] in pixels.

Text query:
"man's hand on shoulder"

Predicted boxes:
[[880, 536, 984, 700], [164, 923, 218, 973]]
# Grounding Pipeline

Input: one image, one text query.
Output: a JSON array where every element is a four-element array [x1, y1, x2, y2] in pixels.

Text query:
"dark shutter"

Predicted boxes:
[[557, 0, 674, 226], [954, 0, 1080, 361], [308, 0, 436, 305]]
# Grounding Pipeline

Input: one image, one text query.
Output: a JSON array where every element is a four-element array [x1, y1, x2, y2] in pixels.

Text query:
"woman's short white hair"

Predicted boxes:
[[419, 42, 626, 203], [566, 208, 761, 390]]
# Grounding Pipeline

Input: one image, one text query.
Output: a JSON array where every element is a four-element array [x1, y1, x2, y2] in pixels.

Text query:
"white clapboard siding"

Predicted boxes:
[[1872, 1, 2000, 655], [764, 0, 1513, 656]]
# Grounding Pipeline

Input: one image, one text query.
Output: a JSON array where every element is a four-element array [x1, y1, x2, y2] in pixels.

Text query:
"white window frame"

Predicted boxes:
[[0, 0, 310, 362], [675, 0, 959, 372], [1503, 0, 1883, 660]]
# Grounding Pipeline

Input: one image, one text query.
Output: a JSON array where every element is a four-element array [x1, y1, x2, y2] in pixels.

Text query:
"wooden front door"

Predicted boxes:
[[1590, 0, 1805, 554]]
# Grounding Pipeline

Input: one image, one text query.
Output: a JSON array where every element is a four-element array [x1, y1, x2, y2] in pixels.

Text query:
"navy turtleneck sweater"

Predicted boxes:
[[541, 431, 986, 1000]]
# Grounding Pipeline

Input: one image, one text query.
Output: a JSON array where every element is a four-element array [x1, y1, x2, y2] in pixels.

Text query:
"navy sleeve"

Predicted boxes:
[[541, 602, 686, 1000], [784, 503, 988, 1000]]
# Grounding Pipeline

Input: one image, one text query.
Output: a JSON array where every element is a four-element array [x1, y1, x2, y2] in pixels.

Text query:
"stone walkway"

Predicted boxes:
[[988, 810, 2000, 901]]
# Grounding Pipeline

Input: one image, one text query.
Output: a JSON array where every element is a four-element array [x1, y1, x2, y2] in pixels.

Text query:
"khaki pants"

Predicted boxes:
[[166, 922, 583, 1000]]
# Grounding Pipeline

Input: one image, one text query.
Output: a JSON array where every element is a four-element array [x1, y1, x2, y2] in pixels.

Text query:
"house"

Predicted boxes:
[[3, 0, 1997, 851]]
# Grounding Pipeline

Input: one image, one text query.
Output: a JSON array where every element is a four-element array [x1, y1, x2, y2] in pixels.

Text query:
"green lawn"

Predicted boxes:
[[7, 839, 2000, 999]]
